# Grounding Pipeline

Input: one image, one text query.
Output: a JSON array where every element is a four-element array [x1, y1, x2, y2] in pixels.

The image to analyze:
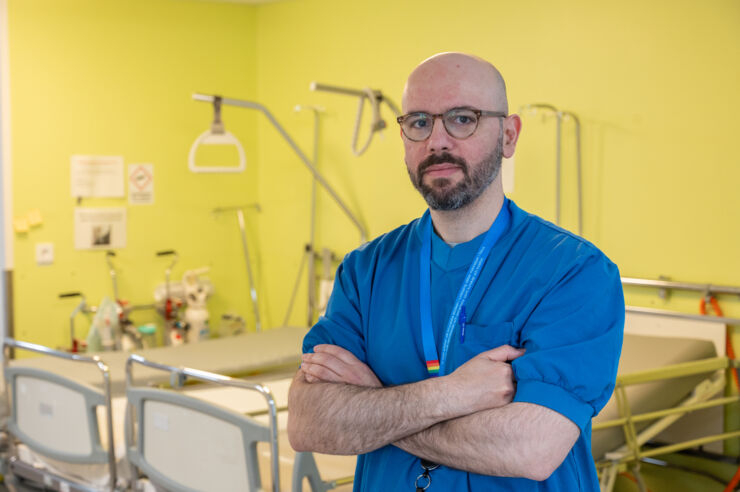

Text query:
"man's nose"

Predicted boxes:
[[426, 117, 454, 153]]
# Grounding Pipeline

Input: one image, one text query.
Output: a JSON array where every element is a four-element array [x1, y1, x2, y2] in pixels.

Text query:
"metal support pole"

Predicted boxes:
[[236, 209, 261, 332]]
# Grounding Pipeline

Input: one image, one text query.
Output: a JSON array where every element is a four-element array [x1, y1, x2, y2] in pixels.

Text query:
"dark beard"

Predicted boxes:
[[409, 132, 503, 211]]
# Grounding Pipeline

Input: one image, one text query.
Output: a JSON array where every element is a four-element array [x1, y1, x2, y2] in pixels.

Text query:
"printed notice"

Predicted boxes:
[[70, 155, 125, 198], [128, 163, 154, 205], [74, 208, 127, 250]]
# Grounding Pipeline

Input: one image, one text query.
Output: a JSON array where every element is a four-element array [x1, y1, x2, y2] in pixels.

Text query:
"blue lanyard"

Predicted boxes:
[[419, 201, 511, 377]]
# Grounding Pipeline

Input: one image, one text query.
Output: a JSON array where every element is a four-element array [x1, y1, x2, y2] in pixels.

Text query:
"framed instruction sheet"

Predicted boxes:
[[74, 207, 127, 250]]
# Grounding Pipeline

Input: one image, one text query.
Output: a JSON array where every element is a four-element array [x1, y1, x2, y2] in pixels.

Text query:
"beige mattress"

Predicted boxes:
[[591, 333, 718, 459], [9, 326, 307, 395]]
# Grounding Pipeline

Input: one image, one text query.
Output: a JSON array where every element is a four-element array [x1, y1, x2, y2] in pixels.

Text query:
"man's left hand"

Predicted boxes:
[[301, 344, 382, 387]]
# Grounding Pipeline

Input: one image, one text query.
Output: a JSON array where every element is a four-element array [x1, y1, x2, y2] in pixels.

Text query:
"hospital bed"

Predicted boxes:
[[7, 326, 308, 396], [1, 335, 354, 492], [2, 338, 120, 491], [593, 328, 740, 490], [123, 354, 354, 492], [4, 318, 738, 491]]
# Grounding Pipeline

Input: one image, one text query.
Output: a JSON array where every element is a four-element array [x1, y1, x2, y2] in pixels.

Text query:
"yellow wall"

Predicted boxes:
[[7, 0, 260, 348], [252, 0, 740, 324], [6, 0, 740, 348]]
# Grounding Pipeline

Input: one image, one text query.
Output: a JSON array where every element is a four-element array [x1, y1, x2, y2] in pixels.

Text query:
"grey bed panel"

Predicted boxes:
[[592, 333, 718, 459], [4, 366, 110, 465], [127, 386, 271, 492]]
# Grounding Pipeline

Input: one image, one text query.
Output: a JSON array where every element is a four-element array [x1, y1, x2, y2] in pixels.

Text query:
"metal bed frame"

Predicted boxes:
[[2, 337, 119, 492], [595, 355, 740, 492], [124, 353, 281, 492]]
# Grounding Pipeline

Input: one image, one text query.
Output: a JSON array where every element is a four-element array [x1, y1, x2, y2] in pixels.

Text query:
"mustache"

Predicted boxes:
[[418, 153, 468, 175]]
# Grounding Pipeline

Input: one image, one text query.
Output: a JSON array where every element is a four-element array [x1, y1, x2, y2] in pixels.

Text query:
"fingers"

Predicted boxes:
[[301, 357, 346, 384], [313, 344, 362, 365], [302, 345, 382, 388], [480, 344, 526, 362]]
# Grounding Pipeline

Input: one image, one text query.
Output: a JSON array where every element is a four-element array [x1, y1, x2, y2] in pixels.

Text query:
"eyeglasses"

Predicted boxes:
[[397, 108, 507, 142]]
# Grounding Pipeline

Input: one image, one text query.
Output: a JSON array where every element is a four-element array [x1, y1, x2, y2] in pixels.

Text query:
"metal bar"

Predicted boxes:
[[332, 476, 355, 486], [616, 356, 729, 386], [193, 93, 367, 243], [563, 112, 582, 235], [282, 249, 307, 327], [626, 305, 740, 326], [236, 209, 261, 332], [5, 337, 99, 363], [4, 270, 13, 355], [615, 384, 641, 460], [212, 204, 261, 213], [593, 395, 739, 431], [519, 104, 564, 226], [309, 109, 319, 325], [105, 251, 119, 301], [310, 82, 375, 98], [555, 112, 562, 225], [636, 430, 740, 460], [126, 353, 280, 492], [622, 277, 740, 296], [294, 105, 322, 326]]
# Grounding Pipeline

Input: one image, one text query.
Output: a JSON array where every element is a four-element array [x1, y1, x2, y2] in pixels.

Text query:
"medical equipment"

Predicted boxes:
[[294, 104, 322, 326], [594, 344, 739, 491], [105, 251, 154, 351], [2, 331, 354, 491], [309, 82, 400, 156], [58, 291, 96, 353], [182, 267, 212, 341], [281, 105, 346, 326], [87, 296, 120, 353], [188, 95, 246, 173], [519, 104, 583, 234], [154, 249, 186, 345], [125, 353, 280, 492], [193, 93, 367, 245], [2, 337, 120, 491], [213, 204, 261, 332]]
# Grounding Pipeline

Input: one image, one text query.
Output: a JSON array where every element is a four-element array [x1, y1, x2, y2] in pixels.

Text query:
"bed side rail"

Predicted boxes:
[[124, 353, 280, 492], [2, 337, 117, 491]]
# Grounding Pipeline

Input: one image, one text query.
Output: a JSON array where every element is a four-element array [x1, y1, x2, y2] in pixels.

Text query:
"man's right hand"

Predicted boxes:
[[443, 345, 525, 414]]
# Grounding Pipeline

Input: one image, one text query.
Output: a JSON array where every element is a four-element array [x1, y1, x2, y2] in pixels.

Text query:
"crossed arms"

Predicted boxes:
[[287, 344, 580, 481]]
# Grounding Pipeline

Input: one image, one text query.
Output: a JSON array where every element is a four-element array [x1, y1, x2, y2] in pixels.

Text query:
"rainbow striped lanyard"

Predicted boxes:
[[419, 201, 511, 377]]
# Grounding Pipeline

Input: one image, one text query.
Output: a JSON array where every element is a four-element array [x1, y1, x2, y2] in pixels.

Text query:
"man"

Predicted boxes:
[[288, 52, 624, 491]]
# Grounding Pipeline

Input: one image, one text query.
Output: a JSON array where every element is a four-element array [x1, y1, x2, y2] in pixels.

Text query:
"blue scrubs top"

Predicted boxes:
[[303, 199, 624, 491]]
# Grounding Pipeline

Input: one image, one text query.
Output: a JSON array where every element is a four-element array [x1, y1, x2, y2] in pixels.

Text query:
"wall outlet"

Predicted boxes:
[[36, 242, 54, 266]]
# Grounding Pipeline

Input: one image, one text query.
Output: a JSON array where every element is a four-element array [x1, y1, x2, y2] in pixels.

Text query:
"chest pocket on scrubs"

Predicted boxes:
[[447, 321, 515, 370]]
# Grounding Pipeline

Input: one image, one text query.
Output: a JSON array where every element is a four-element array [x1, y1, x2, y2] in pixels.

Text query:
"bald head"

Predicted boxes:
[[402, 52, 509, 114]]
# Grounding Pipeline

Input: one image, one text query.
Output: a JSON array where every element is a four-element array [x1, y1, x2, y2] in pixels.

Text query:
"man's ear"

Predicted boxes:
[[502, 115, 522, 159]]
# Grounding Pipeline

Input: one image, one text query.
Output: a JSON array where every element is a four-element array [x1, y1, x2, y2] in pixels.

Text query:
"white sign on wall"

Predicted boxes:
[[70, 155, 124, 198], [128, 163, 154, 205], [74, 207, 126, 250]]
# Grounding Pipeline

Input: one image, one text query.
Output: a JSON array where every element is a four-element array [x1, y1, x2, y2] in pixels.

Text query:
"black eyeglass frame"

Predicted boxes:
[[396, 108, 508, 142]]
